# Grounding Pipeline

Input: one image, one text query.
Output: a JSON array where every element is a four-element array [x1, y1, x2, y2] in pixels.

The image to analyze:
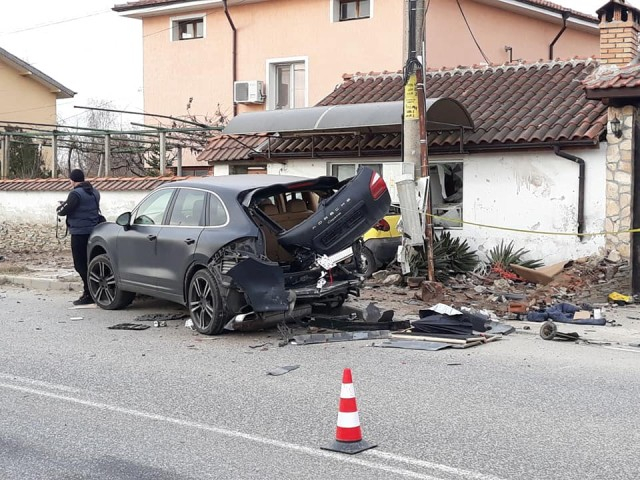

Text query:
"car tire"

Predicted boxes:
[[88, 254, 135, 310], [188, 268, 225, 335], [360, 247, 377, 278]]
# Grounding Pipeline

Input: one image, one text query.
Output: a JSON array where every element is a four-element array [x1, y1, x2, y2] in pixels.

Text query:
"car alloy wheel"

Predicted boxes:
[[87, 254, 135, 310], [188, 269, 225, 335]]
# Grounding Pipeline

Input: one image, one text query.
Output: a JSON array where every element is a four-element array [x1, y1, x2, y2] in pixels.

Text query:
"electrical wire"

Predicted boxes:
[[455, 0, 491, 64], [0, 10, 111, 36]]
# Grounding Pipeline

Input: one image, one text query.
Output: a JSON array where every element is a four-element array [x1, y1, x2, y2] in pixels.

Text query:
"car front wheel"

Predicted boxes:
[[88, 254, 135, 310], [188, 269, 225, 335]]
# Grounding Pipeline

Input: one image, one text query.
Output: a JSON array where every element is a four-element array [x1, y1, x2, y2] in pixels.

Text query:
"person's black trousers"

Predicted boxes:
[[71, 234, 90, 296]]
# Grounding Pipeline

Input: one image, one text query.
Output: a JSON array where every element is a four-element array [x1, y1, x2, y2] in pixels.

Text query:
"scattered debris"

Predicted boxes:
[[185, 318, 194, 330], [107, 323, 150, 330], [249, 342, 272, 349], [134, 312, 188, 322], [608, 292, 633, 306], [292, 330, 390, 345], [69, 316, 83, 321], [153, 320, 167, 327], [526, 303, 605, 325], [539, 321, 579, 341], [510, 260, 571, 285], [267, 365, 300, 376]]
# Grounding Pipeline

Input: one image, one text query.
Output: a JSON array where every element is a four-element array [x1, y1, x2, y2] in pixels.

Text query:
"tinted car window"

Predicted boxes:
[[133, 189, 174, 225], [208, 193, 228, 227], [169, 189, 207, 226]]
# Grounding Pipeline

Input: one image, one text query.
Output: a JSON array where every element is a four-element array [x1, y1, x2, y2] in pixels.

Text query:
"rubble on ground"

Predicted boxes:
[[361, 254, 632, 319]]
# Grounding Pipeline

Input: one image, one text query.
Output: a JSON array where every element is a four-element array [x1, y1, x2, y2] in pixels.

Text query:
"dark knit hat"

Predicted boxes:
[[69, 169, 85, 182]]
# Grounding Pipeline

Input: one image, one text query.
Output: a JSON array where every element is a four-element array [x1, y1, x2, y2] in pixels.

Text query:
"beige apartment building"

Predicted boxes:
[[114, 0, 600, 172]]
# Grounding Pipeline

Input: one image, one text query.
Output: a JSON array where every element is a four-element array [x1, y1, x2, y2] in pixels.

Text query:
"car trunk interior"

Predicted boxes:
[[254, 191, 319, 263]]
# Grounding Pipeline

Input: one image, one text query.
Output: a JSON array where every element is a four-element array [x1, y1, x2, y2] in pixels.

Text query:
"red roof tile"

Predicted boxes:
[[0, 176, 190, 192], [583, 63, 640, 92], [519, 0, 598, 22], [199, 59, 607, 162], [113, 0, 194, 12], [318, 59, 607, 148]]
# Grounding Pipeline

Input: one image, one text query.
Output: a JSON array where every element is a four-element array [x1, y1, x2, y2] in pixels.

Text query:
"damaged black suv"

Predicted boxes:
[[87, 167, 391, 334]]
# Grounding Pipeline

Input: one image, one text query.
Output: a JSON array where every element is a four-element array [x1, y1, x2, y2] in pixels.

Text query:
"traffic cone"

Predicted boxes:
[[322, 368, 376, 454]]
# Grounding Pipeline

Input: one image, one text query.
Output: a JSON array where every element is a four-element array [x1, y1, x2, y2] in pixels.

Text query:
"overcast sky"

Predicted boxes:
[[0, 0, 629, 127]]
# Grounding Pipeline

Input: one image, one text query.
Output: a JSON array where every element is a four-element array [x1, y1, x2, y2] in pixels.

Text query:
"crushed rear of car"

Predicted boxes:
[[87, 166, 391, 335]]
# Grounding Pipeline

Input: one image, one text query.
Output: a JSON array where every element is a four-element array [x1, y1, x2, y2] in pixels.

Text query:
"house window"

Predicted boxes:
[[330, 162, 382, 181], [430, 162, 463, 229], [230, 165, 267, 175], [171, 15, 204, 41], [332, 0, 371, 22], [267, 59, 307, 110]]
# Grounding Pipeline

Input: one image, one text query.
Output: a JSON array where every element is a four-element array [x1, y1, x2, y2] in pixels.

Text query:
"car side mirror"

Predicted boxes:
[[116, 212, 132, 230]]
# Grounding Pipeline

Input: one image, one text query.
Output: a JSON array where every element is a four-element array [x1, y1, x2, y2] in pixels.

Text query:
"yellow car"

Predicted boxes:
[[360, 208, 402, 277]]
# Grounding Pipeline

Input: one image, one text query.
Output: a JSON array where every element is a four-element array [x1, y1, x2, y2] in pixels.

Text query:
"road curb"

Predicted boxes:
[[0, 274, 82, 292]]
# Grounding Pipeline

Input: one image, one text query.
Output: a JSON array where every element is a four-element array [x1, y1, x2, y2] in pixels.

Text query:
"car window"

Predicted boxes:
[[208, 193, 228, 227], [133, 189, 174, 225], [169, 189, 207, 227]]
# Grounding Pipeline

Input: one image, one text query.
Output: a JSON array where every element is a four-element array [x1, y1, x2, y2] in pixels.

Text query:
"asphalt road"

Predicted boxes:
[[1, 285, 639, 480]]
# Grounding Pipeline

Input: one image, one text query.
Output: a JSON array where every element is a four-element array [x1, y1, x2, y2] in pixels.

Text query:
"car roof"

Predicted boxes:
[[164, 174, 311, 193]]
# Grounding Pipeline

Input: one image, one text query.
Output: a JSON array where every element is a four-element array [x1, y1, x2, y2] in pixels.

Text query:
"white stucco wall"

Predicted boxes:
[[453, 146, 606, 265], [0, 191, 150, 224]]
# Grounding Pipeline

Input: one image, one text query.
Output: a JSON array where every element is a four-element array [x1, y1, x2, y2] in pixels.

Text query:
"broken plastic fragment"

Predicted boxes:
[[267, 365, 300, 376]]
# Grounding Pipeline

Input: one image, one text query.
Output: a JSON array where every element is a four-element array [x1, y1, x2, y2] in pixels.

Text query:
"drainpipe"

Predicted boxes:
[[549, 11, 570, 60], [222, 0, 238, 117], [554, 147, 585, 239]]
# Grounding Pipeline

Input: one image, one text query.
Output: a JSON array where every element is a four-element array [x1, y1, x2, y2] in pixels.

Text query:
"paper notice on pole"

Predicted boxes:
[[404, 74, 419, 120]]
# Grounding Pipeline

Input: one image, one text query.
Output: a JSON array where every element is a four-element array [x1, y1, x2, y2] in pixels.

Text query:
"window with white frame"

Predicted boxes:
[[171, 15, 205, 41], [430, 161, 463, 229], [332, 0, 371, 22], [330, 162, 382, 181], [267, 59, 307, 110]]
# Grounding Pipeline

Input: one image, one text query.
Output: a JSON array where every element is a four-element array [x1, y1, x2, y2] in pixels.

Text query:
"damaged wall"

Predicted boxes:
[[451, 147, 606, 265]]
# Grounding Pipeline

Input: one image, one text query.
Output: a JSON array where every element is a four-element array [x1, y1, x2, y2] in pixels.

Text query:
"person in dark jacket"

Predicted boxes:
[[57, 169, 101, 305]]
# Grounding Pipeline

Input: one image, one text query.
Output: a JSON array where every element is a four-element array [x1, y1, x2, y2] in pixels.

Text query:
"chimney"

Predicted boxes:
[[598, 0, 640, 66]]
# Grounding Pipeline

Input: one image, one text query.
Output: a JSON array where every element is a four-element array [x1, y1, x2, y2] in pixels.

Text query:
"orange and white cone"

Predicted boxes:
[[322, 368, 376, 454]]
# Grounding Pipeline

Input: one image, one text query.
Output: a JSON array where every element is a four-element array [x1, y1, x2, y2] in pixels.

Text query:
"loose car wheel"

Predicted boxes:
[[360, 247, 377, 278], [88, 254, 135, 310], [188, 269, 225, 335]]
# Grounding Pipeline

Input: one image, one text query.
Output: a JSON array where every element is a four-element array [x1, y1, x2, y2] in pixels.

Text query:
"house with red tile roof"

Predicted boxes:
[[112, 0, 600, 174], [197, 0, 640, 279], [198, 57, 609, 264]]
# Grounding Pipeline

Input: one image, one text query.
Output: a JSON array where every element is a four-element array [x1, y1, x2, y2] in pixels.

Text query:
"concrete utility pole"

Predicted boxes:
[[403, 0, 435, 282]]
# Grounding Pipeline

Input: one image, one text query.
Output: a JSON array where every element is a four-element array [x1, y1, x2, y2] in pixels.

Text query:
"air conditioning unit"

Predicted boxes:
[[234, 80, 265, 104]]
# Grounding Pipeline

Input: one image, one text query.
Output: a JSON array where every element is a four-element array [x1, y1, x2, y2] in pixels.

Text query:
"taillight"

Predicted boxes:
[[373, 219, 391, 231], [369, 171, 387, 200]]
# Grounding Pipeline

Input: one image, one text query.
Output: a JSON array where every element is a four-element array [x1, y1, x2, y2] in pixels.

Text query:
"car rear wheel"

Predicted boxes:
[[88, 254, 135, 310], [360, 247, 377, 278], [188, 269, 225, 335]]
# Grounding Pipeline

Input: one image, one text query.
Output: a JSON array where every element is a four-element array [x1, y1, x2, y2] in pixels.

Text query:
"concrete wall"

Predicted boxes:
[[454, 147, 606, 265]]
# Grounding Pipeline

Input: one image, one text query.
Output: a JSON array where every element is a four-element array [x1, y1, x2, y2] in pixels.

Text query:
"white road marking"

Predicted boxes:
[[0, 378, 506, 480], [0, 373, 87, 394]]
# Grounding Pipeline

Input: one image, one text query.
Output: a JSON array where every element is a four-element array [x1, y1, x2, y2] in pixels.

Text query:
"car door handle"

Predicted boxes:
[[147, 234, 157, 241], [184, 238, 195, 245]]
